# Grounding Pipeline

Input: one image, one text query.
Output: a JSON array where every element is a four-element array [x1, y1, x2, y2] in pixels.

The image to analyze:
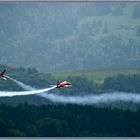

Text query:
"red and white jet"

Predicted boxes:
[[0, 69, 7, 80], [56, 81, 72, 88], [51, 81, 72, 88]]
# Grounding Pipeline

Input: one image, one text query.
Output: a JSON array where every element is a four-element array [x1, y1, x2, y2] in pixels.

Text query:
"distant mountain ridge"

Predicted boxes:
[[0, 3, 140, 71]]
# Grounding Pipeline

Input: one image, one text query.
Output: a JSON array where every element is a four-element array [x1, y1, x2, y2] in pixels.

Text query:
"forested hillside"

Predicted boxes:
[[0, 104, 140, 137], [0, 2, 140, 71]]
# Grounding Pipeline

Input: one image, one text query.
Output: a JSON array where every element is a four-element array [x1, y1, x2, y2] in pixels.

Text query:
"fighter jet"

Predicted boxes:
[[56, 81, 72, 88], [0, 69, 7, 80], [51, 81, 72, 88]]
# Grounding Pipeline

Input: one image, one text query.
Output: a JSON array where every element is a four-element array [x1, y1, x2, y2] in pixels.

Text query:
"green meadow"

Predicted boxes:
[[51, 68, 140, 83]]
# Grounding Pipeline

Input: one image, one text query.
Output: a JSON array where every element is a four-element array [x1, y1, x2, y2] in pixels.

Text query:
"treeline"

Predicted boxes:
[[60, 73, 140, 94], [0, 104, 140, 137], [103, 74, 140, 93]]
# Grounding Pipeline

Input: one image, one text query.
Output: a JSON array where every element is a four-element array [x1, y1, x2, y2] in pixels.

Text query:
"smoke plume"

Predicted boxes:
[[0, 86, 56, 97], [0, 76, 56, 97], [6, 76, 34, 90], [5, 76, 140, 106]]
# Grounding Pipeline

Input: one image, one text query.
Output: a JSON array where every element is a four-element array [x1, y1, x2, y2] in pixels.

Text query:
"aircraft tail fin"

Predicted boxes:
[[1, 69, 6, 75], [57, 80, 59, 85]]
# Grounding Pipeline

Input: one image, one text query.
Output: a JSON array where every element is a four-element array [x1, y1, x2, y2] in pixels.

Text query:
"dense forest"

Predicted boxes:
[[0, 3, 140, 71], [0, 104, 140, 137]]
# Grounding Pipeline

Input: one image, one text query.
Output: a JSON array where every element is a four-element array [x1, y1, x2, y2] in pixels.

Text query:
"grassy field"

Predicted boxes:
[[51, 68, 140, 83]]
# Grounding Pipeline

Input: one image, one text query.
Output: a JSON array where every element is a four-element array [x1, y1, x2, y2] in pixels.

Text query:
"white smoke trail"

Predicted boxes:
[[40, 92, 140, 105], [6, 76, 140, 105], [0, 86, 56, 97], [0, 75, 56, 97], [6, 76, 34, 90]]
